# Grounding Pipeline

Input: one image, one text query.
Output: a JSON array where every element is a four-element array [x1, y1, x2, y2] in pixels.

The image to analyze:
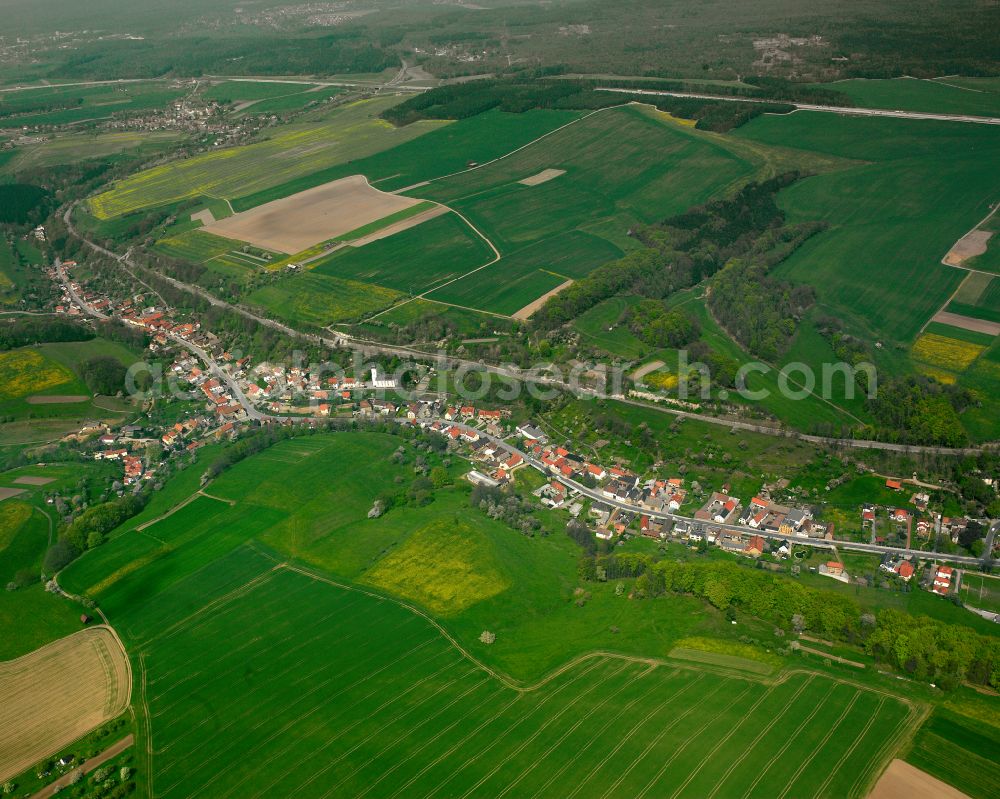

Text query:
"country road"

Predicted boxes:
[[596, 87, 1000, 125], [61, 208, 998, 458], [436, 419, 994, 569], [48, 254, 1000, 569]]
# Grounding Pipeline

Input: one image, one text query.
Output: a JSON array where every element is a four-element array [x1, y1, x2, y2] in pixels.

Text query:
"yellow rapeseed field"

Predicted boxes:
[[0, 350, 75, 399], [911, 332, 985, 372]]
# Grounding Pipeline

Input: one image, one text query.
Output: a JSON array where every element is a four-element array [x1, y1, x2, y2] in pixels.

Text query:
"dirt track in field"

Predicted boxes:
[[519, 168, 566, 186], [25, 395, 89, 405], [512, 279, 574, 320], [0, 627, 131, 783], [943, 229, 992, 266], [931, 310, 1000, 336], [13, 476, 54, 486], [203, 174, 423, 253], [868, 759, 970, 799]]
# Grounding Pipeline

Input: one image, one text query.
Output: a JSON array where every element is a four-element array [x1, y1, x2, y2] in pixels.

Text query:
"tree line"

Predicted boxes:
[[580, 552, 999, 691]]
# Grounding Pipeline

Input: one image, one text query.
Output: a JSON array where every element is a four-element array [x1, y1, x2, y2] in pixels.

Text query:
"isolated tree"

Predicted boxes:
[[479, 630, 496, 645], [791, 613, 805, 634]]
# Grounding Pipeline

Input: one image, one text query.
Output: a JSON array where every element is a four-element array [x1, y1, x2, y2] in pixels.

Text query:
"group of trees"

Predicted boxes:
[[623, 300, 700, 349], [0, 184, 51, 226], [469, 483, 546, 537], [581, 552, 1000, 690], [81, 356, 128, 396], [383, 78, 796, 133], [0, 317, 93, 350], [864, 376, 974, 448]]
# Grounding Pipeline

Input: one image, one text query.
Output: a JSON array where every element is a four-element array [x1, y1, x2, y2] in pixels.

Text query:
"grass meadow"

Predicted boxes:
[[0, 500, 81, 659]]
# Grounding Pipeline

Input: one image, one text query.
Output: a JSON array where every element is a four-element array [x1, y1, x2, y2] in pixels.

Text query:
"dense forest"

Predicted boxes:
[[0, 316, 93, 350], [382, 78, 794, 133], [0, 184, 52, 226], [47, 32, 397, 80]]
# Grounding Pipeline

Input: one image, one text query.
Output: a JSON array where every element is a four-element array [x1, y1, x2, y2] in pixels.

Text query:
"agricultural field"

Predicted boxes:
[[964, 212, 1000, 274], [87, 96, 449, 219], [0, 348, 82, 402], [904, 708, 1000, 799], [203, 174, 425, 254], [735, 112, 1000, 348], [815, 77, 1000, 117], [405, 105, 773, 315], [947, 271, 1000, 323], [312, 211, 493, 296], [0, 81, 187, 127], [247, 271, 402, 328], [0, 499, 82, 660], [0, 131, 181, 176], [200, 79, 343, 114], [0, 626, 130, 784], [911, 326, 989, 377], [129, 560, 914, 799], [233, 108, 583, 209]]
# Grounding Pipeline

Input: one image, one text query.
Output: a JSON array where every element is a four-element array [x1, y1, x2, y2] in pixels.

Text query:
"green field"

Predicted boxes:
[[431, 230, 625, 316], [905, 709, 1000, 799], [0, 81, 186, 127], [410, 105, 764, 314], [88, 96, 449, 219], [816, 77, 1000, 117], [965, 213, 1000, 274], [736, 113, 1000, 347], [128, 557, 913, 799], [202, 79, 344, 114], [0, 499, 82, 659], [232, 108, 583, 210], [311, 211, 494, 295], [247, 271, 403, 327], [0, 130, 180, 175]]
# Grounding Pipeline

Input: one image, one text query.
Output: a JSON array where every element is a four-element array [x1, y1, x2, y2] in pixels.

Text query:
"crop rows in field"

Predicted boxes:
[[134, 558, 913, 799]]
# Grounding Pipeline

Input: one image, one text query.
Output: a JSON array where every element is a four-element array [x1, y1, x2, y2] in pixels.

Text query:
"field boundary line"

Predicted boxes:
[[776, 689, 861, 799], [134, 489, 204, 531], [279, 560, 726, 695], [598, 674, 718, 799], [846, 701, 927, 799], [635, 680, 755, 799]]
